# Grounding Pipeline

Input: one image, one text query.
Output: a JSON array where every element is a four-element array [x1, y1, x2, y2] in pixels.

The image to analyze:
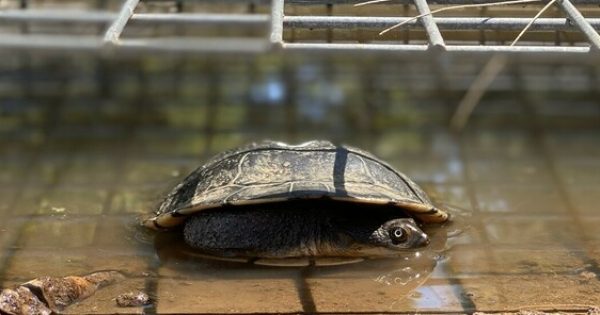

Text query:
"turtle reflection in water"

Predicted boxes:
[[143, 140, 449, 266]]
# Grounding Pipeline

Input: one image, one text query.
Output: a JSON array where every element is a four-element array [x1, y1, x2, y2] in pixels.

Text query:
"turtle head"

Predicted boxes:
[[369, 218, 429, 250]]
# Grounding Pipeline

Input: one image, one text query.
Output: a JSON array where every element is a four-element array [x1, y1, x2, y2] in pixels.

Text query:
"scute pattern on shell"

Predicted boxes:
[[144, 140, 448, 230]]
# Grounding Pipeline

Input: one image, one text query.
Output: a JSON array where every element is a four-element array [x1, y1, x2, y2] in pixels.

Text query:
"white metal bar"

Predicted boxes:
[[283, 42, 591, 54], [4, 10, 600, 32], [413, 0, 445, 49], [120, 38, 270, 53], [0, 34, 103, 51], [556, 0, 600, 50], [283, 16, 600, 30], [0, 10, 270, 26], [104, 0, 140, 44], [0, 10, 114, 23], [0, 34, 593, 55], [0, 34, 269, 54], [132, 13, 270, 26], [270, 0, 285, 47]]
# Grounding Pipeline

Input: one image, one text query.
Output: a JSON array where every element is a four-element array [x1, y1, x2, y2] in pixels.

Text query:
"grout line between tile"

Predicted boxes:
[[512, 64, 600, 282], [297, 268, 318, 313], [456, 134, 508, 309], [0, 59, 72, 287]]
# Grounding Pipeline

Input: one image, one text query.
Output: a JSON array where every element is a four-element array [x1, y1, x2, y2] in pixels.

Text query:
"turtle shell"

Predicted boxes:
[[143, 140, 449, 230]]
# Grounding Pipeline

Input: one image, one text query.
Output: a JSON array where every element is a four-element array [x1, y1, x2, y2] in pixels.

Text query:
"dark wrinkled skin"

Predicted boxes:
[[183, 200, 429, 259]]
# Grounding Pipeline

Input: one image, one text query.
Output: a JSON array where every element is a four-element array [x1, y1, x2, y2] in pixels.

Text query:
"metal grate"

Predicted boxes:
[[0, 0, 599, 56]]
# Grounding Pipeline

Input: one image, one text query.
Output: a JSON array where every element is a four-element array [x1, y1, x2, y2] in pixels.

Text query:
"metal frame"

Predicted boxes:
[[0, 0, 599, 56]]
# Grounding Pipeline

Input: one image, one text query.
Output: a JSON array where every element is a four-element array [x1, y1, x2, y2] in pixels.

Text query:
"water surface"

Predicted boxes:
[[0, 56, 599, 314]]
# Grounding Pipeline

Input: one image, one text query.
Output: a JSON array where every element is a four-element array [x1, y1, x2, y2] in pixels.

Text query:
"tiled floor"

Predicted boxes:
[[0, 56, 599, 314]]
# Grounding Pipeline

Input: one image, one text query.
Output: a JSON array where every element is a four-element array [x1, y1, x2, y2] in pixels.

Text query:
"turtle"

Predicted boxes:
[[142, 140, 449, 266]]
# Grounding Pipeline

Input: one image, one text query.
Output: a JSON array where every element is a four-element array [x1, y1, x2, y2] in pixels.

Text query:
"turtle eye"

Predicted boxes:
[[390, 227, 409, 244]]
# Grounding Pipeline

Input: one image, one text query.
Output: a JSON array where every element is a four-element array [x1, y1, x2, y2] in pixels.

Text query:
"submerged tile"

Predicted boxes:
[[581, 218, 600, 248], [590, 250, 600, 269], [483, 216, 581, 247], [135, 130, 208, 157], [475, 184, 568, 214], [566, 185, 600, 215], [442, 246, 496, 277], [389, 156, 465, 184], [481, 274, 600, 309], [17, 217, 98, 249], [431, 279, 504, 311], [535, 102, 600, 129], [27, 155, 73, 187], [9, 186, 100, 216], [153, 245, 304, 313], [64, 277, 148, 315], [156, 277, 302, 313], [413, 273, 600, 312], [424, 184, 471, 209], [91, 216, 154, 251], [2, 248, 151, 284], [464, 129, 540, 159], [490, 248, 589, 275], [0, 189, 16, 216], [467, 157, 552, 184], [544, 130, 600, 158], [0, 158, 28, 185], [554, 157, 600, 185], [303, 257, 466, 313], [11, 187, 47, 216], [374, 130, 460, 159], [110, 185, 167, 214], [306, 270, 465, 313], [36, 187, 109, 215], [124, 159, 187, 186], [60, 156, 119, 186], [0, 219, 26, 282]]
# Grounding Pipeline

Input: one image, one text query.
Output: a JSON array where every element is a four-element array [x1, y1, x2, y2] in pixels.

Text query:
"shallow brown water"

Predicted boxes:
[[0, 56, 599, 314]]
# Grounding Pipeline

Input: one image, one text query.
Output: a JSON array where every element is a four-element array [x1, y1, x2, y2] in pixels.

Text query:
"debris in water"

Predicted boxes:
[[0, 271, 124, 315], [50, 207, 65, 214], [0, 287, 52, 315], [115, 291, 151, 307], [579, 271, 596, 282]]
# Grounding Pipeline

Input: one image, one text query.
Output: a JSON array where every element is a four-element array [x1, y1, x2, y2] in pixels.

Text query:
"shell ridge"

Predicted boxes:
[[221, 185, 251, 205], [357, 155, 376, 185], [320, 182, 333, 193], [229, 152, 250, 185], [342, 146, 429, 205], [196, 142, 339, 179], [195, 180, 407, 198]]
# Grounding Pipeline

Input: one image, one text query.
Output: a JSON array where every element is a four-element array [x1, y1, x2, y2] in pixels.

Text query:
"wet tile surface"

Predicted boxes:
[[0, 58, 599, 315], [567, 186, 600, 216], [475, 183, 568, 214], [482, 217, 582, 246], [156, 278, 302, 314], [2, 121, 599, 314]]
